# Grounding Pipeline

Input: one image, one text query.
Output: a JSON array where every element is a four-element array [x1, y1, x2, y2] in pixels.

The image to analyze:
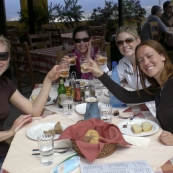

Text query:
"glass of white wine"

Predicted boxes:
[[59, 61, 70, 78]]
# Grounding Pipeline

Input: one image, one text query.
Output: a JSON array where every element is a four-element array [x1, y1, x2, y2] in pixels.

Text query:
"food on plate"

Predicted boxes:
[[83, 129, 99, 144], [80, 81, 85, 87], [131, 124, 142, 134], [54, 122, 63, 134], [131, 121, 153, 134], [142, 121, 153, 132], [113, 110, 119, 116], [44, 129, 55, 136]]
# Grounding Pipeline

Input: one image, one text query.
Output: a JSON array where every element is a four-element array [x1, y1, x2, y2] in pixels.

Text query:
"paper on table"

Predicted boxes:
[[80, 160, 154, 173], [123, 135, 150, 147]]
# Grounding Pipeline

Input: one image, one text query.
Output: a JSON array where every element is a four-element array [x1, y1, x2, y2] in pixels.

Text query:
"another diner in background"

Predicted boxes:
[[161, 1, 173, 27], [0, 36, 61, 168], [86, 39, 173, 146], [115, 26, 149, 90], [141, 5, 167, 41], [63, 25, 109, 79]]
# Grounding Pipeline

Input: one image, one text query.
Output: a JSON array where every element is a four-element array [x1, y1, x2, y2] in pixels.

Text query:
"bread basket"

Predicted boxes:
[[71, 139, 116, 159]]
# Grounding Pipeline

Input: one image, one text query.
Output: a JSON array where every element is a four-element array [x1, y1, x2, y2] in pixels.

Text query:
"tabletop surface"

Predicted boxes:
[[2, 83, 173, 173]]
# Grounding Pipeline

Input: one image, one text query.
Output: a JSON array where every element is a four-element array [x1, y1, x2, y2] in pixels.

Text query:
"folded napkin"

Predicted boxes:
[[58, 118, 130, 162], [123, 135, 150, 147]]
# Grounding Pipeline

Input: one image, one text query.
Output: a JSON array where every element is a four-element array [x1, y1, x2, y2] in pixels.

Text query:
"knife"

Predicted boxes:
[[32, 147, 71, 152]]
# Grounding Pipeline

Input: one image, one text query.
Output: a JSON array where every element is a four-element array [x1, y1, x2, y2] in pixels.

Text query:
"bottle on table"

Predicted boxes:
[[57, 78, 66, 108], [109, 61, 122, 107], [75, 81, 81, 102]]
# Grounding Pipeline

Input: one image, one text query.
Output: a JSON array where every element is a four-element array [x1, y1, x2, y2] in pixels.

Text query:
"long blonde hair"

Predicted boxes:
[[0, 35, 11, 53], [135, 40, 173, 94]]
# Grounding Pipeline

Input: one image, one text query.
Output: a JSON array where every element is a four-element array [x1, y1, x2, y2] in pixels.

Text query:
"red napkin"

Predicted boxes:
[[58, 118, 130, 162]]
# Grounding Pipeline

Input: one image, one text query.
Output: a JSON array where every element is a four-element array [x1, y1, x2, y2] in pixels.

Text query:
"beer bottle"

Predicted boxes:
[[57, 78, 66, 108]]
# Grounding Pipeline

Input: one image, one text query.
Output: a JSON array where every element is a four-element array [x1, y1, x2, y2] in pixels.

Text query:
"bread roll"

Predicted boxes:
[[83, 129, 99, 144], [142, 121, 152, 132], [54, 122, 63, 134], [131, 124, 142, 134], [44, 129, 55, 136]]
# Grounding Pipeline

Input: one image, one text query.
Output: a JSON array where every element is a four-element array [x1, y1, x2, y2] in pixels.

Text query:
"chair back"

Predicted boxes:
[[28, 33, 52, 50], [43, 27, 63, 46], [149, 22, 160, 41], [91, 36, 105, 51], [89, 24, 107, 38], [136, 21, 142, 37], [10, 41, 35, 93]]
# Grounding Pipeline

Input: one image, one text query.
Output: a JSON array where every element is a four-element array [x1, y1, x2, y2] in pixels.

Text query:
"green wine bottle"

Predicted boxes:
[[58, 78, 66, 108]]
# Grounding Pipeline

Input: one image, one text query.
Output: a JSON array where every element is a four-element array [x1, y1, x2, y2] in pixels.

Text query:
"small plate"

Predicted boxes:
[[30, 94, 56, 106], [117, 118, 159, 137], [75, 102, 103, 115], [76, 79, 88, 87], [26, 122, 67, 140]]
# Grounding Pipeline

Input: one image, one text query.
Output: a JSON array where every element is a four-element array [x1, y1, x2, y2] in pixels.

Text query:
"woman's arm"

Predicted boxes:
[[10, 65, 60, 117], [0, 115, 32, 142]]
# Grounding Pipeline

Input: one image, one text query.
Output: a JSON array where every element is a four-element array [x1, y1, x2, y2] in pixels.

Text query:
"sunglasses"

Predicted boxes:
[[0, 52, 9, 61], [74, 38, 90, 43], [116, 38, 137, 46], [169, 6, 173, 8]]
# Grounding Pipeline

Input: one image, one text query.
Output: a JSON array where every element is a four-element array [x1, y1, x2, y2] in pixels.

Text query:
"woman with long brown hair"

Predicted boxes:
[[86, 39, 173, 146]]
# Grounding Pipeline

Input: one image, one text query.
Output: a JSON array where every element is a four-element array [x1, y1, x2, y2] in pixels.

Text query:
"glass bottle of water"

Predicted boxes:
[[109, 61, 122, 107]]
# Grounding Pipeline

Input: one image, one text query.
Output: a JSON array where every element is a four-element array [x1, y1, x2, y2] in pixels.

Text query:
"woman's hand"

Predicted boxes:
[[62, 55, 70, 63], [9, 115, 32, 136], [46, 65, 61, 82], [159, 130, 173, 146], [86, 59, 104, 78]]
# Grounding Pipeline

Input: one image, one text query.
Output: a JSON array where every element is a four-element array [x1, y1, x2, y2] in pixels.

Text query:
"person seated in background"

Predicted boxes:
[[114, 26, 148, 90], [86, 39, 173, 146], [141, 5, 167, 41], [0, 36, 61, 168], [161, 1, 173, 27], [63, 25, 109, 79]]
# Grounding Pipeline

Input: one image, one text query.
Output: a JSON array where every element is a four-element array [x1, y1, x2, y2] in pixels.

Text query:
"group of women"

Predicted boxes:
[[1, 23, 173, 168]]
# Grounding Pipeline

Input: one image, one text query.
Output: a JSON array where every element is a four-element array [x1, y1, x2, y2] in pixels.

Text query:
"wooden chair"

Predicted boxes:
[[136, 21, 142, 37], [149, 22, 160, 41], [10, 41, 35, 93], [91, 36, 105, 51], [43, 27, 63, 46], [28, 33, 52, 50], [89, 24, 107, 38]]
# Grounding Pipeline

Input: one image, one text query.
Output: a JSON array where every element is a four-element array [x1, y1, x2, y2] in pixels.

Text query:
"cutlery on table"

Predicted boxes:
[[32, 148, 72, 155], [127, 107, 141, 126], [32, 147, 71, 152]]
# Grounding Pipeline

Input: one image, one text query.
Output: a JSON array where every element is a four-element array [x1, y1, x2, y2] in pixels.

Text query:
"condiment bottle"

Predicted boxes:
[[75, 81, 81, 102], [57, 78, 66, 108], [84, 86, 90, 99]]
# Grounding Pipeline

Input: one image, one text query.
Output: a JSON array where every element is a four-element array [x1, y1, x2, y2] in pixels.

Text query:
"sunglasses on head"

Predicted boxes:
[[74, 37, 90, 43], [0, 52, 9, 61], [116, 38, 137, 46]]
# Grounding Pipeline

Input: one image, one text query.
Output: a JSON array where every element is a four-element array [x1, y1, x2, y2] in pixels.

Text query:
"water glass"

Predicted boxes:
[[37, 134, 54, 166], [99, 104, 112, 123], [80, 57, 90, 73], [96, 51, 107, 66], [94, 79, 103, 96], [59, 61, 70, 78], [68, 53, 76, 66], [62, 95, 73, 115]]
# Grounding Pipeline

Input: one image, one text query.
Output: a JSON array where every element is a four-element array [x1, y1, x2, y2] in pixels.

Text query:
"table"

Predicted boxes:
[[2, 84, 173, 173], [30, 45, 74, 73], [164, 28, 173, 47]]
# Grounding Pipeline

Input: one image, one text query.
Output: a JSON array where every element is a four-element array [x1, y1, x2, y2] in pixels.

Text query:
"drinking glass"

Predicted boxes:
[[96, 51, 107, 66], [80, 57, 90, 73], [94, 79, 103, 96], [37, 134, 54, 166], [68, 53, 76, 66], [61, 95, 73, 115], [99, 104, 112, 123], [59, 61, 70, 78]]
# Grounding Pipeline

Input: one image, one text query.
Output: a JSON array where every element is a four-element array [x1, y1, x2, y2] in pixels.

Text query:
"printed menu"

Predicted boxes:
[[80, 160, 154, 173]]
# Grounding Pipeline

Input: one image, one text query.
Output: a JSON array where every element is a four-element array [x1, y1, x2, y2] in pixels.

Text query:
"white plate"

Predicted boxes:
[[76, 79, 88, 87], [30, 94, 56, 106], [26, 122, 67, 140], [117, 118, 159, 137], [75, 102, 103, 115]]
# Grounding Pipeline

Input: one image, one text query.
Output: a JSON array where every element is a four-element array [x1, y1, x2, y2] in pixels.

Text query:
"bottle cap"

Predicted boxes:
[[112, 61, 117, 66]]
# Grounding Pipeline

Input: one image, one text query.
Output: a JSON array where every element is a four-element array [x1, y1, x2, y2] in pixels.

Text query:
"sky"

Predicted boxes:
[[5, 0, 166, 21]]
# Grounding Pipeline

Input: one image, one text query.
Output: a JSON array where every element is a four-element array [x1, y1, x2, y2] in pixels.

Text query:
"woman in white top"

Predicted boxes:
[[115, 26, 144, 90]]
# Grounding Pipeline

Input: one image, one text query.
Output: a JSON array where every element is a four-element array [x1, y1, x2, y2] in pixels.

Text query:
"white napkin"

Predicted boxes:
[[123, 135, 150, 147], [99, 63, 109, 73], [145, 101, 156, 117]]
